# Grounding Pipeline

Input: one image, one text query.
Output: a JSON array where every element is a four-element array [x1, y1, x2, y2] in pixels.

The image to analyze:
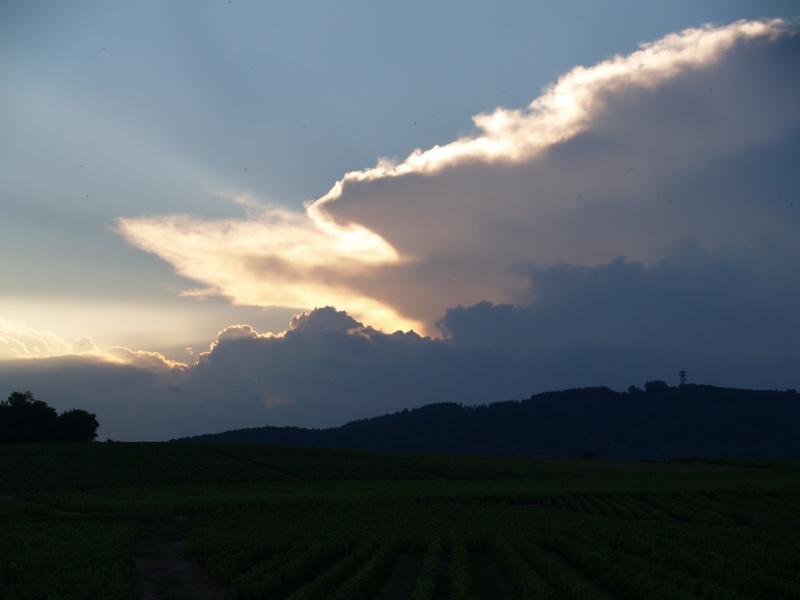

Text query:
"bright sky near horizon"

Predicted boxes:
[[2, 1, 799, 440]]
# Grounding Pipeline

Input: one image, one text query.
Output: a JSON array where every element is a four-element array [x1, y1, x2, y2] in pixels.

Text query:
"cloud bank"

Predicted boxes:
[[3, 20, 799, 441], [1, 302, 797, 441]]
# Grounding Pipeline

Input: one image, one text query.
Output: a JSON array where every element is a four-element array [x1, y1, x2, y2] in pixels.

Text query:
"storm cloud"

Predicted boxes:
[[118, 20, 800, 333]]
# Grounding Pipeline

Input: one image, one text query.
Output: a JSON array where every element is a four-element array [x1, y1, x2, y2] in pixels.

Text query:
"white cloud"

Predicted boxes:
[[0, 317, 185, 370], [115, 205, 417, 333], [104, 347, 188, 371], [288, 306, 362, 334], [70, 337, 98, 353], [0, 318, 73, 359]]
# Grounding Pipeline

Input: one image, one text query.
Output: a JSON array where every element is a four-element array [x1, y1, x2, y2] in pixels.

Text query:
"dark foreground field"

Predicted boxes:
[[1, 443, 799, 599]]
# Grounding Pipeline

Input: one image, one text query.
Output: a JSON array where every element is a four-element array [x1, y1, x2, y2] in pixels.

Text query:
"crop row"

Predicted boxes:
[[3, 488, 797, 600], [534, 488, 800, 525], [182, 488, 799, 599], [1, 444, 798, 599]]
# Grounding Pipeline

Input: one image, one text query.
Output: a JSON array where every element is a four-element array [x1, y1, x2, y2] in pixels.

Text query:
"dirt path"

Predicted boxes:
[[469, 552, 518, 600], [2, 477, 233, 599], [373, 553, 424, 599], [134, 516, 235, 600], [434, 552, 451, 599]]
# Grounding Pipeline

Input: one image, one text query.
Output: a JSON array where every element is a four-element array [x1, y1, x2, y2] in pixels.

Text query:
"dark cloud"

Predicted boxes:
[[0, 308, 537, 439], [438, 240, 800, 387]]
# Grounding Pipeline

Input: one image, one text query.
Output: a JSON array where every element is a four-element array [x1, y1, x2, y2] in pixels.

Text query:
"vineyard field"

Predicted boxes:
[[0, 442, 798, 599]]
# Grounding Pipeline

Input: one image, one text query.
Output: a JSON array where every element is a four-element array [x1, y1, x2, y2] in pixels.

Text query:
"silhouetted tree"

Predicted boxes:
[[644, 380, 670, 393], [0, 391, 98, 443], [56, 409, 99, 442], [0, 391, 57, 442]]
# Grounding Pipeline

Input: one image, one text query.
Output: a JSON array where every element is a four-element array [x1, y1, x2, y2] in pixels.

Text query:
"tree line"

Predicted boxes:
[[0, 391, 98, 443]]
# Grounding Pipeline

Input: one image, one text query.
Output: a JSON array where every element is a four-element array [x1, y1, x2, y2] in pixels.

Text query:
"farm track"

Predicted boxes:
[[468, 552, 518, 600], [373, 553, 423, 599], [134, 516, 235, 600], [435, 552, 451, 599], [545, 549, 622, 600]]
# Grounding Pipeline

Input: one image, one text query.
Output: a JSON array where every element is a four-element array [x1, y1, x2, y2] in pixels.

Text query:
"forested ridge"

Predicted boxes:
[[174, 382, 800, 459]]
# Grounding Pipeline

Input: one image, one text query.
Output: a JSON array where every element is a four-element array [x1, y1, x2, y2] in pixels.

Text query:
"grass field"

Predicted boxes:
[[1, 442, 798, 599]]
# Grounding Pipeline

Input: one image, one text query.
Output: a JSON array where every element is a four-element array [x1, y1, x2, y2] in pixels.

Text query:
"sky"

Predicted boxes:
[[2, 1, 799, 441]]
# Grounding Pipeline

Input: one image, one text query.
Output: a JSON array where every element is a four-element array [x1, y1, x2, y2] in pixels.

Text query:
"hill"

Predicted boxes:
[[173, 382, 800, 459]]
